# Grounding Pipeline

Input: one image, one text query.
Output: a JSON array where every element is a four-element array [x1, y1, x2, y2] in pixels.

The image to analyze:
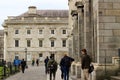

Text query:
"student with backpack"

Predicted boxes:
[[60, 54, 74, 80], [47, 56, 58, 80]]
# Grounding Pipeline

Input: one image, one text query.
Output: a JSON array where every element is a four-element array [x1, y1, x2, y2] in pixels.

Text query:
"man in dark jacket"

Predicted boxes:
[[81, 49, 91, 80], [60, 54, 74, 80], [44, 56, 49, 74], [21, 59, 26, 73]]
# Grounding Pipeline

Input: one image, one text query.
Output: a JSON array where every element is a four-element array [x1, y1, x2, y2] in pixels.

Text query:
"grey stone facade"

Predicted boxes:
[[68, 0, 120, 63], [3, 6, 69, 62]]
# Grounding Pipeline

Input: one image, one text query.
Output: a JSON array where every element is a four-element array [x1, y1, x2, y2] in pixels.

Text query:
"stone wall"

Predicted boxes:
[[98, 0, 120, 63]]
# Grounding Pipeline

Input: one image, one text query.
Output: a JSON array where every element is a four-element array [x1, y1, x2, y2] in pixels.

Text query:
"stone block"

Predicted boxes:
[[99, 37, 104, 42], [99, 3, 113, 9], [99, 16, 115, 23], [104, 0, 120, 2], [99, 43, 117, 49], [116, 17, 120, 23], [105, 10, 120, 16], [113, 30, 120, 36], [99, 30, 113, 36], [113, 3, 120, 9], [98, 0, 104, 2], [104, 23, 120, 29], [99, 23, 104, 30], [104, 37, 120, 43]]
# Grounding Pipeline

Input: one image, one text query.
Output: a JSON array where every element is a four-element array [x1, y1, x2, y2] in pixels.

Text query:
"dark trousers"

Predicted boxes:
[[63, 69, 69, 80], [50, 70, 56, 80], [21, 66, 25, 73]]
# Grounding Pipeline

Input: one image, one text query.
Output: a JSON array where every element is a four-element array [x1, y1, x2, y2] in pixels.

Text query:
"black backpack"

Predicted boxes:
[[50, 61, 57, 70]]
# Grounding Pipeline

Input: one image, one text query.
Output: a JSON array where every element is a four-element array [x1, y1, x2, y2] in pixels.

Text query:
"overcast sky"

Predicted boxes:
[[0, 0, 68, 29]]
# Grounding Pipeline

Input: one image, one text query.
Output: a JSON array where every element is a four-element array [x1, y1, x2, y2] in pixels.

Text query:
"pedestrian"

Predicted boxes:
[[60, 54, 74, 80], [36, 59, 39, 66], [47, 56, 58, 80], [32, 59, 35, 66], [44, 56, 49, 74], [81, 49, 91, 80], [21, 59, 26, 73]]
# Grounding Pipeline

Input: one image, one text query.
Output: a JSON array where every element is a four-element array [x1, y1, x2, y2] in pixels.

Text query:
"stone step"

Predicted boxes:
[[111, 76, 120, 80], [117, 72, 120, 76]]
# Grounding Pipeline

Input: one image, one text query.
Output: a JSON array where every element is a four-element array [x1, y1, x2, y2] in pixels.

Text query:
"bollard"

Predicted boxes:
[[9, 63, 12, 74]]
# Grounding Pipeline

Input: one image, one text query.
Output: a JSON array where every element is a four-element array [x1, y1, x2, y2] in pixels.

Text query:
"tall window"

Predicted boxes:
[[15, 40, 19, 47], [27, 29, 31, 34], [15, 30, 19, 34], [62, 40, 66, 47], [51, 30, 54, 34], [39, 30, 43, 34], [63, 30, 66, 34], [51, 40, 54, 47], [39, 40, 43, 47], [39, 53, 43, 57], [27, 40, 31, 47]]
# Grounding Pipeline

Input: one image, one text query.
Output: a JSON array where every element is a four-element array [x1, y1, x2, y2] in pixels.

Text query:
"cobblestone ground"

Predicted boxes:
[[5, 64, 46, 80]]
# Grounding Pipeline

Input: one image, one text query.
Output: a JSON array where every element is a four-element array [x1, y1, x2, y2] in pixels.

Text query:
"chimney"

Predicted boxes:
[[28, 6, 37, 14]]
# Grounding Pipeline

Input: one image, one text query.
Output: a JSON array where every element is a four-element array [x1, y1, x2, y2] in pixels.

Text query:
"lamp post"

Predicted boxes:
[[24, 48, 28, 68]]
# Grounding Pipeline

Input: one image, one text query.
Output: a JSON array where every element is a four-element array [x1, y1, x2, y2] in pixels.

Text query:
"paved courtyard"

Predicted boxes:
[[5, 65, 47, 80], [5, 64, 72, 80]]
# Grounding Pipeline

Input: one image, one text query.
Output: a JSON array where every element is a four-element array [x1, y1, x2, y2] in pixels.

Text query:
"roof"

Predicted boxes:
[[17, 10, 68, 18]]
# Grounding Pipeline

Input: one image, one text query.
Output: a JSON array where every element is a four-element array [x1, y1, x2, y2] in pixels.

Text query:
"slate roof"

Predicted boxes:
[[17, 10, 68, 18]]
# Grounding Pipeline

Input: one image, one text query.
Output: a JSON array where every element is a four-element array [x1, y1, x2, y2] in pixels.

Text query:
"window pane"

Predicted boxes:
[[39, 40, 43, 47], [15, 40, 19, 47], [15, 30, 19, 34], [27, 40, 31, 47], [39, 53, 43, 57], [51, 40, 54, 47], [63, 30, 66, 34], [51, 30, 54, 34], [27, 30, 31, 34], [39, 30, 43, 34], [62, 40, 66, 47]]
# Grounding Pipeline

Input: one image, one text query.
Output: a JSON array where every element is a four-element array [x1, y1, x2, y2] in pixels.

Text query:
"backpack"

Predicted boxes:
[[88, 64, 94, 73], [50, 61, 57, 71]]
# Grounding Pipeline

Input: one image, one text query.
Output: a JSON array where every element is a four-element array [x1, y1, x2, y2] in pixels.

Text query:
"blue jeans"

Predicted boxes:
[[63, 67, 69, 80]]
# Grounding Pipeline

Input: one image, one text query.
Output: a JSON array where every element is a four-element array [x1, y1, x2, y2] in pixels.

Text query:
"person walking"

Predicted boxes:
[[32, 59, 35, 66], [81, 49, 91, 80], [36, 59, 39, 66], [21, 59, 26, 73], [60, 54, 74, 80], [47, 56, 58, 80], [44, 56, 49, 74]]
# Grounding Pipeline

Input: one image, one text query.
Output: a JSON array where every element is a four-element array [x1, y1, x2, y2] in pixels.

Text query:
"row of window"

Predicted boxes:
[[15, 40, 67, 47], [15, 29, 67, 34]]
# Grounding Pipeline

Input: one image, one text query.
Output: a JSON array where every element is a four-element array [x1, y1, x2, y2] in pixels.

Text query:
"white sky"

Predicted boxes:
[[0, 0, 68, 29]]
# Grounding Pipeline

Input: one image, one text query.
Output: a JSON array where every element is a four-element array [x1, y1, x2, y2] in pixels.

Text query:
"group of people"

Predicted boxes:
[[44, 54, 74, 80], [14, 58, 27, 73], [31, 59, 39, 66], [44, 48, 93, 80]]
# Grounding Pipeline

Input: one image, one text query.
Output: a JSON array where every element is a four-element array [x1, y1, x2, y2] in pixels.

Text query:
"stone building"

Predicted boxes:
[[3, 6, 69, 63], [68, 0, 120, 79], [69, 0, 120, 63]]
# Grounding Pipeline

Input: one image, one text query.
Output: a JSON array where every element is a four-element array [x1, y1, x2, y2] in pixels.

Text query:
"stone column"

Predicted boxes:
[[75, 1, 84, 59], [4, 28, 7, 60], [71, 10, 78, 61]]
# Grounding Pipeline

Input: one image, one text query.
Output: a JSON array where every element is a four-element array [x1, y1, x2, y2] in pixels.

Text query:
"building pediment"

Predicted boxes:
[[49, 37, 56, 40]]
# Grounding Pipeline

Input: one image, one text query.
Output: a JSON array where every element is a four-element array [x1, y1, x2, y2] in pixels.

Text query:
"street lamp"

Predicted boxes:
[[24, 48, 28, 68]]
